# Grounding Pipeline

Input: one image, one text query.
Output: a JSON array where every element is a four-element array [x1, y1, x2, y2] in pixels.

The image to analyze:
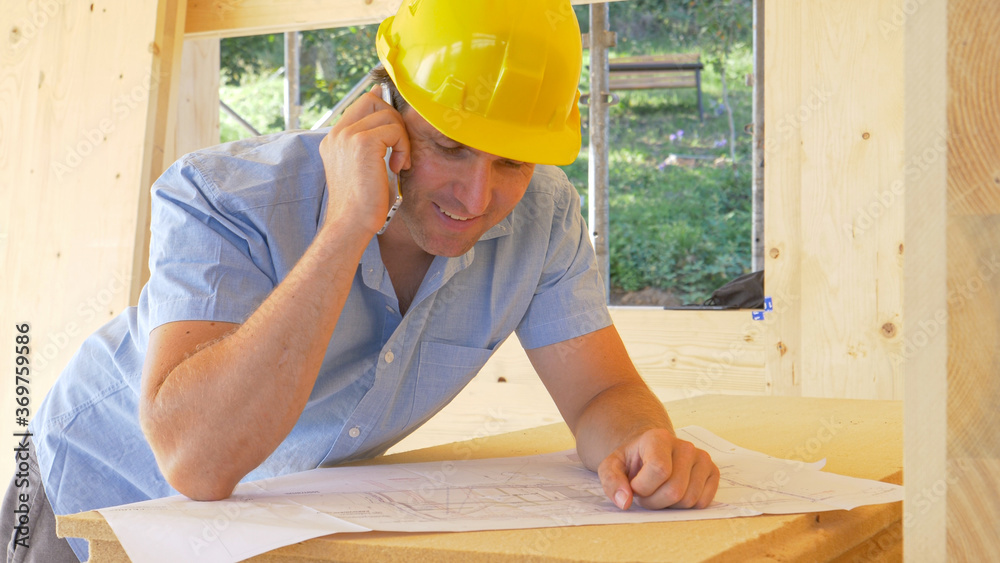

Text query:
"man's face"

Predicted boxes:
[[392, 108, 536, 257]]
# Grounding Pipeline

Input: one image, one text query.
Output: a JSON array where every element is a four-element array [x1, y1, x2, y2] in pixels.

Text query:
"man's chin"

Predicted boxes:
[[400, 215, 483, 257], [423, 241, 477, 258]]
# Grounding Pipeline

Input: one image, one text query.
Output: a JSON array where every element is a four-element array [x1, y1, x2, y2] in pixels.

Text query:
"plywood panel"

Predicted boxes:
[[0, 0, 185, 486], [945, 0, 1000, 558], [762, 0, 803, 396], [797, 0, 904, 399], [185, 0, 625, 39]]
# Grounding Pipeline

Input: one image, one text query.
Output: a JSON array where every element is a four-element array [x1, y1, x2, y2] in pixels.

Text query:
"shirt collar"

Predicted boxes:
[[479, 214, 513, 241]]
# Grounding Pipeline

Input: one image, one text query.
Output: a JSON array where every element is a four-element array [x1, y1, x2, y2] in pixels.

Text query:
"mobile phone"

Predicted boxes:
[[377, 86, 403, 235]]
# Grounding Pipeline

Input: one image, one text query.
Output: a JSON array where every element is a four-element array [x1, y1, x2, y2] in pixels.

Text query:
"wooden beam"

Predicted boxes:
[[132, 0, 189, 303], [185, 0, 625, 39], [944, 0, 1000, 558], [798, 1, 904, 399], [766, 0, 906, 400], [0, 0, 186, 486], [763, 0, 803, 396], [902, 0, 948, 559], [172, 38, 221, 160]]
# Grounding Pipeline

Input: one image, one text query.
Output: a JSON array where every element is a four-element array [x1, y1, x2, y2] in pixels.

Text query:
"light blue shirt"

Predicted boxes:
[[31, 129, 611, 560]]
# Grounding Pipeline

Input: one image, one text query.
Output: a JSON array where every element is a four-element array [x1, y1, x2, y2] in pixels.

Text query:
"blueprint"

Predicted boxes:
[[97, 426, 903, 563]]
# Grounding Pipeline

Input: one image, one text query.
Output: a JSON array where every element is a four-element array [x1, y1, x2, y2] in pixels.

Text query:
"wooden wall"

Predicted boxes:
[[764, 0, 906, 400], [0, 0, 186, 486]]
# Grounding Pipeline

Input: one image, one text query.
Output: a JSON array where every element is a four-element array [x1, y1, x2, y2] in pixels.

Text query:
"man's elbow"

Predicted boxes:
[[139, 406, 238, 501], [164, 465, 237, 502]]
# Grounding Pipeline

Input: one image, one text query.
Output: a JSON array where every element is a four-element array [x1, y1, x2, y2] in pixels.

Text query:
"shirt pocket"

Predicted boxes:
[[409, 341, 495, 428]]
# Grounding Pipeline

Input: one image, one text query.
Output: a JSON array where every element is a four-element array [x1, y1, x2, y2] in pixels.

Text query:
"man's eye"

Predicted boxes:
[[501, 159, 524, 169], [437, 142, 464, 155]]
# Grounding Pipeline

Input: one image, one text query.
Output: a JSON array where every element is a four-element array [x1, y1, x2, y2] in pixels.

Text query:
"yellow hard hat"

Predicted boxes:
[[376, 0, 583, 166]]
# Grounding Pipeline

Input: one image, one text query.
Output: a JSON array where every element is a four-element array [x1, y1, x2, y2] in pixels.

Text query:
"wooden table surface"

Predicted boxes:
[[57, 395, 903, 562]]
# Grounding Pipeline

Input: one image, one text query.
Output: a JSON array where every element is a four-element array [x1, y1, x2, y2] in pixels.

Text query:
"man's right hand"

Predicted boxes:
[[318, 84, 411, 237]]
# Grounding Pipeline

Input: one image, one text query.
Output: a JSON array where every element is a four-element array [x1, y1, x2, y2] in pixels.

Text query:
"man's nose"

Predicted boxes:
[[455, 157, 493, 216]]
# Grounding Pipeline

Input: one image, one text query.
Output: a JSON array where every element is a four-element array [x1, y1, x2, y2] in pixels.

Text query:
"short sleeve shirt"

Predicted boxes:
[[30, 129, 612, 560]]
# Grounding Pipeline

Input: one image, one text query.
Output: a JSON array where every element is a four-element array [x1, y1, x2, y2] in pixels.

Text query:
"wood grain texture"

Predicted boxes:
[[131, 0, 188, 302], [798, 0, 904, 399], [902, 0, 949, 560], [185, 0, 625, 39], [945, 1, 1000, 556], [947, 0, 1000, 216], [172, 38, 221, 161], [762, 0, 803, 396], [0, 0, 184, 487]]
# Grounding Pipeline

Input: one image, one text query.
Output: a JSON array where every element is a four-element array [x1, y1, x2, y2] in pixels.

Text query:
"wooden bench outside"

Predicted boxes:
[[608, 53, 705, 121]]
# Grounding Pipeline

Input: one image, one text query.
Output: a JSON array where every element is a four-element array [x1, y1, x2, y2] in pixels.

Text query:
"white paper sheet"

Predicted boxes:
[[96, 426, 902, 563]]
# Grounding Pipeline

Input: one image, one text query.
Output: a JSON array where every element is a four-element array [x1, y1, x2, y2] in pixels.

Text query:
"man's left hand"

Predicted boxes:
[[597, 428, 720, 510]]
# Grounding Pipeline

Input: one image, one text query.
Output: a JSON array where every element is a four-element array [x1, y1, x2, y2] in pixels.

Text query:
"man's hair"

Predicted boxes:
[[369, 65, 411, 113]]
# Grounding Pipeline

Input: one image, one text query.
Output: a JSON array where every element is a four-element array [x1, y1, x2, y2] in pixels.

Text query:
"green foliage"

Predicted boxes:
[[692, 0, 753, 63], [605, 163, 750, 301], [220, 25, 379, 135], [220, 34, 283, 86]]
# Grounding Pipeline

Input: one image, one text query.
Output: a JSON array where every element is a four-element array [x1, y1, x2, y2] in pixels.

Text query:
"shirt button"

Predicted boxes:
[[348, 426, 361, 438], [384, 350, 395, 364]]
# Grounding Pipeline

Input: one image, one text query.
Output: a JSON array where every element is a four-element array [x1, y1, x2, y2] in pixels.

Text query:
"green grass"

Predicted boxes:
[[220, 25, 754, 305]]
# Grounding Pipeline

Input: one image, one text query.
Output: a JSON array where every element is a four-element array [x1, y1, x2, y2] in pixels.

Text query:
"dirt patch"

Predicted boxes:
[[609, 287, 684, 307]]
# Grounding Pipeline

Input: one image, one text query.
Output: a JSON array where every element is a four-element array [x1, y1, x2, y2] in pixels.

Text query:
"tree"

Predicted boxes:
[[693, 0, 752, 165], [220, 26, 380, 127]]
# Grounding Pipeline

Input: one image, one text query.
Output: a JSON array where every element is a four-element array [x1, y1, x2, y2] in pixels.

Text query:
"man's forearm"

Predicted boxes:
[[140, 220, 370, 499], [573, 381, 675, 473]]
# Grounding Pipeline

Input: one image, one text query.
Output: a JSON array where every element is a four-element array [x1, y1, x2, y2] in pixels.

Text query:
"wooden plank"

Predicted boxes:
[[611, 53, 702, 65], [609, 75, 697, 90], [947, 0, 1000, 217], [173, 38, 221, 161], [185, 0, 625, 39], [762, 0, 803, 396], [797, 0, 903, 399], [902, 0, 948, 558], [611, 308, 767, 394], [132, 0, 189, 302], [0, 0, 186, 487], [944, 0, 1000, 558]]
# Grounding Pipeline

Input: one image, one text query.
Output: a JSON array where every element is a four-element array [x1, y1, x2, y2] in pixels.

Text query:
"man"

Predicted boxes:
[[2, 1, 718, 561]]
